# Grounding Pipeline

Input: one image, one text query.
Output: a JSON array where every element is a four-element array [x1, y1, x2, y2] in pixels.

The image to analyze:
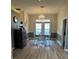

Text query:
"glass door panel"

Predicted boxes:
[[35, 23, 42, 35], [44, 23, 50, 35]]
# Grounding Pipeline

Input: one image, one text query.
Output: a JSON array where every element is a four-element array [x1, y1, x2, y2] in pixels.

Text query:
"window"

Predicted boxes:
[[35, 23, 42, 35], [36, 19, 50, 22]]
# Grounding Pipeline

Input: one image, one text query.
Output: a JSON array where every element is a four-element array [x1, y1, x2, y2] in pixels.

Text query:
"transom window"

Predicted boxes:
[[36, 19, 50, 22]]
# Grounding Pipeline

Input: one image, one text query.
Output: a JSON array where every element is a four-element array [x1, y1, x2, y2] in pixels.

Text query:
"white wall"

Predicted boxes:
[[11, 10, 21, 29], [23, 12, 29, 33], [57, 4, 68, 36], [57, 3, 68, 46]]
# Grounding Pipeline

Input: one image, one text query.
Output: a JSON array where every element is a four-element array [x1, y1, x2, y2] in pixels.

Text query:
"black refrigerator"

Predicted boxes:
[[14, 26, 27, 49]]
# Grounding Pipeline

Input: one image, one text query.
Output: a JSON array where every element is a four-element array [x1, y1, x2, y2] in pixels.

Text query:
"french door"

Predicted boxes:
[[35, 22, 50, 36], [35, 23, 42, 35], [44, 23, 50, 36]]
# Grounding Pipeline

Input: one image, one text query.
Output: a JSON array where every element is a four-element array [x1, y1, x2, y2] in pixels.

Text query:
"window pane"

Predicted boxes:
[[44, 23, 50, 35], [35, 23, 42, 35]]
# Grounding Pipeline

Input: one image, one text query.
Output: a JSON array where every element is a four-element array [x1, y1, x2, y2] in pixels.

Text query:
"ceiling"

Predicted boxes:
[[11, 0, 67, 14]]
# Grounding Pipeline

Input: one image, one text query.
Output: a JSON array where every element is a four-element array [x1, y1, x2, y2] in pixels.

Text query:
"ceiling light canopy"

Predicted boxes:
[[38, 0, 41, 2], [40, 6, 44, 8]]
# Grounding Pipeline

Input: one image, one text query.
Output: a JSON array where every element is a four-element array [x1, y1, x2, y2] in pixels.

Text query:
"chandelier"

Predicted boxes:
[[38, 14, 45, 19]]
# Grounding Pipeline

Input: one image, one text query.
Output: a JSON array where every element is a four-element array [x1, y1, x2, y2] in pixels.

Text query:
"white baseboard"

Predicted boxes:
[[64, 49, 68, 52]]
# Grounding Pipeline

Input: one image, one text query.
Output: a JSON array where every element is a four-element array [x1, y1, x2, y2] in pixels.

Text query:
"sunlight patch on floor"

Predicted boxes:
[[32, 39, 53, 47]]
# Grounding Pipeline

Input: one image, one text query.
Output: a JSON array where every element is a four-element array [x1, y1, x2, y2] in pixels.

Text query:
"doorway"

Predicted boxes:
[[35, 20, 51, 37], [62, 19, 68, 50]]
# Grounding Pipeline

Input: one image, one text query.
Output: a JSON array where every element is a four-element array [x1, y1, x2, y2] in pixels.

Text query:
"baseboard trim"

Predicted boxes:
[[64, 49, 68, 52]]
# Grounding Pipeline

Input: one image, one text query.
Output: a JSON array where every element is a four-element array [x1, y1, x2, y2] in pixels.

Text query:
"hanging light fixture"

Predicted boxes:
[[38, 14, 45, 19], [38, 0, 45, 19]]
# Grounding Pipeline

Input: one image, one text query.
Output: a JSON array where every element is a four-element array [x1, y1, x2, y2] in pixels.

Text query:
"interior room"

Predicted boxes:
[[11, 0, 68, 59]]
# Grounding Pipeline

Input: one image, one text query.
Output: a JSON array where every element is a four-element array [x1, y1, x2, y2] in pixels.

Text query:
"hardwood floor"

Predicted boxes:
[[13, 39, 68, 59]]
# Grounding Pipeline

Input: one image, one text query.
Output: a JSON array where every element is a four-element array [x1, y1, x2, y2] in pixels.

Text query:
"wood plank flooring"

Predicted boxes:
[[13, 40, 68, 59]]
